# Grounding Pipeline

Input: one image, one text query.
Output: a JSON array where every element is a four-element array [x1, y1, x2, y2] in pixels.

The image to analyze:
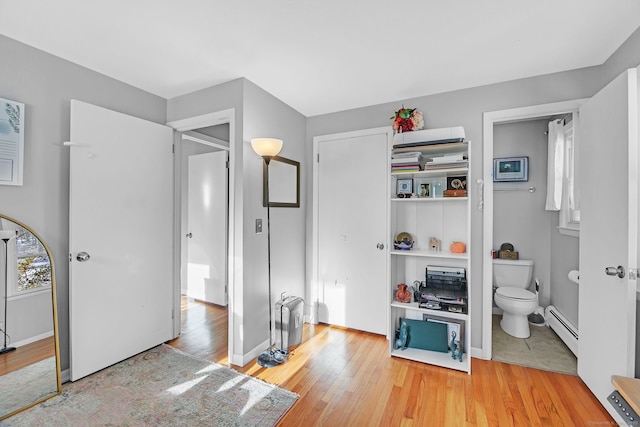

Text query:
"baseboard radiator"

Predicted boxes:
[[545, 305, 578, 357]]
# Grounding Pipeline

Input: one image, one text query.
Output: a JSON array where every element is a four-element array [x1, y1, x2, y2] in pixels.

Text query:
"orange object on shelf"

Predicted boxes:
[[450, 241, 466, 253]]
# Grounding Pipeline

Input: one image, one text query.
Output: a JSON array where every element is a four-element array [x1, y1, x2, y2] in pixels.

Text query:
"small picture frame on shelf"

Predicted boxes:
[[418, 183, 430, 198], [414, 178, 431, 198], [446, 176, 467, 190], [396, 178, 413, 196]]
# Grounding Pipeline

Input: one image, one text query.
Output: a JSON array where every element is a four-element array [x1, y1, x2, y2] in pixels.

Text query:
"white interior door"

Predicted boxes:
[[69, 100, 174, 381], [186, 150, 228, 306], [578, 67, 638, 417], [316, 130, 389, 335]]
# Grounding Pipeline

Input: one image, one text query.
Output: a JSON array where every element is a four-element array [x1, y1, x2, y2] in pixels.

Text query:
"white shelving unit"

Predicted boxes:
[[388, 129, 472, 374]]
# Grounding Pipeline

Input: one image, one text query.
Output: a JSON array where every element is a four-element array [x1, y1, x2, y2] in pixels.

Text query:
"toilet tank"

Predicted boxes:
[[493, 259, 534, 289]]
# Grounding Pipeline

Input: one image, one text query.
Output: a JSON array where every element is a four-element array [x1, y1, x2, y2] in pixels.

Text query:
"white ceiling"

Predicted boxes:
[[1, 1, 639, 117]]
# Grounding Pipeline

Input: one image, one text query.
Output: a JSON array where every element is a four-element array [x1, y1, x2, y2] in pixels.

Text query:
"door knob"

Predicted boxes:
[[376, 243, 385, 250], [605, 265, 625, 278], [186, 232, 193, 238], [76, 252, 91, 262]]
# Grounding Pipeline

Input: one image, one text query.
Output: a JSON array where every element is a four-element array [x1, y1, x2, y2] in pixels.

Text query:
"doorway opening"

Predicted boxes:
[[482, 99, 585, 374], [167, 109, 236, 365]]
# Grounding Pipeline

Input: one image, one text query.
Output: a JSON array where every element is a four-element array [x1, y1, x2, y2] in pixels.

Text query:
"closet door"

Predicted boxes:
[[186, 150, 228, 306], [313, 128, 390, 335], [578, 67, 638, 420]]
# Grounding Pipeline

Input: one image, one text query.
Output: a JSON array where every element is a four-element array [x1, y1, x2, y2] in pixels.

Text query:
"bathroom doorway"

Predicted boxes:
[[482, 100, 584, 374]]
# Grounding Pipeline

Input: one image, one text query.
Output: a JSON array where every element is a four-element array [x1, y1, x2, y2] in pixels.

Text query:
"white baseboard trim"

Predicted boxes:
[[471, 346, 486, 360], [231, 338, 270, 367], [61, 368, 70, 383], [11, 331, 54, 348]]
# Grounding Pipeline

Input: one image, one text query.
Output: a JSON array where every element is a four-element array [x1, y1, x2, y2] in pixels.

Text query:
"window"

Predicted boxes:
[[12, 226, 51, 295], [559, 113, 580, 236]]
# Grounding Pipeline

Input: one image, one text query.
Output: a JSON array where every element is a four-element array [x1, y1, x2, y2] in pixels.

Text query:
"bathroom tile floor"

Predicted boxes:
[[492, 314, 577, 376]]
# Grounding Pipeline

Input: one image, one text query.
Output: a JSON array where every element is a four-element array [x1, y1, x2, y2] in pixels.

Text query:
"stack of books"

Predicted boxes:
[[424, 153, 468, 170], [391, 151, 422, 173], [392, 137, 465, 153]]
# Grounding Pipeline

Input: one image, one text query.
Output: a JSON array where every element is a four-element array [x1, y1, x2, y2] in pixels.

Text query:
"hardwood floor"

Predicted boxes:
[[167, 296, 228, 363], [167, 299, 614, 426], [0, 336, 55, 376]]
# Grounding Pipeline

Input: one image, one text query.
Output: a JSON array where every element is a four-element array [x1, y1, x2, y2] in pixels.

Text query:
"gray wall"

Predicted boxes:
[[493, 119, 579, 326], [307, 69, 604, 350], [306, 25, 640, 351], [242, 80, 307, 353], [2, 21, 639, 365], [604, 26, 640, 86], [494, 120, 555, 303], [168, 79, 247, 358], [168, 78, 307, 356], [0, 35, 167, 371]]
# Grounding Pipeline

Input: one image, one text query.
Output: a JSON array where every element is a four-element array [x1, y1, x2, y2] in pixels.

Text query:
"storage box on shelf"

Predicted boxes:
[[388, 127, 472, 374]]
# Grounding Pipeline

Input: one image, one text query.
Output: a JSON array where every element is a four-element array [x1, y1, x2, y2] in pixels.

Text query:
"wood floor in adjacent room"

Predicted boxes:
[[167, 299, 613, 426]]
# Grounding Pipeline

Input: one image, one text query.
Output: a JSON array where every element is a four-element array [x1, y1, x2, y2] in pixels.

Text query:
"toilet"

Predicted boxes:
[[493, 258, 537, 338]]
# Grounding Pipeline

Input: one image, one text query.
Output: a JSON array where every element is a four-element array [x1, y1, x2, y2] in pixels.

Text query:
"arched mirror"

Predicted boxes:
[[0, 214, 61, 420]]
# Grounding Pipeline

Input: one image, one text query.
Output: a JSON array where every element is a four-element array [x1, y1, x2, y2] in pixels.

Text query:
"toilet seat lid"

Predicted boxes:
[[496, 287, 536, 300]]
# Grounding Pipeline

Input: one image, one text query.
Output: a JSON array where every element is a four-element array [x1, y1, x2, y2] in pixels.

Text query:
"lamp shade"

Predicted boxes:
[[251, 138, 283, 157], [0, 230, 17, 240]]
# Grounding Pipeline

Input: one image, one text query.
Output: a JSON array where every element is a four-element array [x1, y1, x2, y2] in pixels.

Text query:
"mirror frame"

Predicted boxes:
[[263, 155, 300, 208], [0, 213, 62, 421]]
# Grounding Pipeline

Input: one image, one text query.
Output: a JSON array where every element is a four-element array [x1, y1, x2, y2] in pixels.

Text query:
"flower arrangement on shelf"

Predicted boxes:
[[391, 106, 424, 133]]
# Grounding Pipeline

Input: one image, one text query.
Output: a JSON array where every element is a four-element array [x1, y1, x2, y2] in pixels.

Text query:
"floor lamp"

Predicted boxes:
[[251, 137, 286, 368], [0, 229, 18, 355]]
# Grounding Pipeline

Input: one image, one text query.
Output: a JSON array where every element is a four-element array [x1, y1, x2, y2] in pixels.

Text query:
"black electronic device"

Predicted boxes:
[[418, 266, 468, 313]]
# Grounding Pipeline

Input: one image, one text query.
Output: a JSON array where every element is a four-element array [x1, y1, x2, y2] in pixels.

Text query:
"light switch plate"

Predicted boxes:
[[256, 219, 263, 233]]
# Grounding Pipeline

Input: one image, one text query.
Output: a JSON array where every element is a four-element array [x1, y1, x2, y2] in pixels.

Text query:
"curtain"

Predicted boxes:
[[545, 119, 564, 211], [568, 118, 580, 212]]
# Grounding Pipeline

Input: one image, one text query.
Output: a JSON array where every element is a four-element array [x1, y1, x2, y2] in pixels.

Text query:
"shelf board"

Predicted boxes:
[[391, 167, 468, 177], [391, 197, 468, 202], [390, 249, 469, 260], [390, 347, 469, 373], [390, 301, 469, 320]]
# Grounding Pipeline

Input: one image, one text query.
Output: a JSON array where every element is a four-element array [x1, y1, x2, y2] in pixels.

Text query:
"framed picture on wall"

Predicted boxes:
[[0, 97, 25, 186], [263, 156, 300, 208], [493, 156, 528, 182]]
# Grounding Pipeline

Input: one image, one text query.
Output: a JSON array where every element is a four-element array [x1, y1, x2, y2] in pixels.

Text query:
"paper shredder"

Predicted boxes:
[[275, 294, 304, 352]]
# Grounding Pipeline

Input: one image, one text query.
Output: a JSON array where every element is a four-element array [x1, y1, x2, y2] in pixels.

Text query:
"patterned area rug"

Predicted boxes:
[[1, 345, 298, 426], [0, 357, 58, 416]]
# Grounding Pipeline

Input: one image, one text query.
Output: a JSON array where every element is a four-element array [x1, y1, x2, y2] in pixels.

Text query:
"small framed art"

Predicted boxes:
[[396, 178, 413, 196], [0, 97, 25, 186], [493, 157, 528, 182], [414, 178, 431, 198]]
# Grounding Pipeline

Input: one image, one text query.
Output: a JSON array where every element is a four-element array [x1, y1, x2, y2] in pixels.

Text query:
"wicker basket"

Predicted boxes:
[[498, 250, 519, 260]]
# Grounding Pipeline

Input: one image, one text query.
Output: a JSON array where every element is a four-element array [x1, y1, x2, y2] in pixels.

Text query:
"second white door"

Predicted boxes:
[[315, 129, 390, 335], [578, 66, 639, 421], [187, 150, 228, 306]]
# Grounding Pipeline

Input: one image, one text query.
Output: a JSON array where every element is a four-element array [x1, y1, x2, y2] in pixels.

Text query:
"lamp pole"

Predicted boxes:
[[1, 235, 16, 354], [251, 138, 285, 368], [264, 155, 274, 350]]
